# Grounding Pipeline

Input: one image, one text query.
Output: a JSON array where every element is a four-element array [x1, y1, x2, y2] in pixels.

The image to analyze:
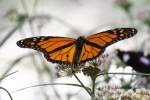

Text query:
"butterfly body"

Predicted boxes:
[[73, 37, 85, 65], [17, 28, 137, 66]]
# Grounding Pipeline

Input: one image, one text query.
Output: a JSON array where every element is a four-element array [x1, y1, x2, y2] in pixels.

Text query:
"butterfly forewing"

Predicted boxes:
[[17, 36, 76, 64], [86, 28, 137, 47]]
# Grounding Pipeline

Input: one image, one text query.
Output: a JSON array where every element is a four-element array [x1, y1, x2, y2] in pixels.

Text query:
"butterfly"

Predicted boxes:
[[17, 28, 137, 66], [117, 49, 150, 73]]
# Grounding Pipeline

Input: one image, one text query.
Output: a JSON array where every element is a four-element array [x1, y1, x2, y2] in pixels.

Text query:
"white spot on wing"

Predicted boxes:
[[123, 54, 130, 62], [140, 57, 150, 65]]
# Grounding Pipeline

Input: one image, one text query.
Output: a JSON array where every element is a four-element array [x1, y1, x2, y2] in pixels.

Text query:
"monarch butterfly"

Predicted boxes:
[[17, 28, 137, 66], [117, 49, 150, 73]]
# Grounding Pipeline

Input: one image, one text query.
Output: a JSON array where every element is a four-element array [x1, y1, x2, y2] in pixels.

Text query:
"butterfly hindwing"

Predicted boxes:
[[78, 43, 103, 64], [86, 28, 137, 47], [47, 44, 76, 64]]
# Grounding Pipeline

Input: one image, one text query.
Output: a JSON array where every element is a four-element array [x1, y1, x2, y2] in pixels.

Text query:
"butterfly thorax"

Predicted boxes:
[[75, 36, 85, 46]]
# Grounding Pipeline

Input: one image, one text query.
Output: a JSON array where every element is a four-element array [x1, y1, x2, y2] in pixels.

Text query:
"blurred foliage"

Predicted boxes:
[[115, 0, 132, 12]]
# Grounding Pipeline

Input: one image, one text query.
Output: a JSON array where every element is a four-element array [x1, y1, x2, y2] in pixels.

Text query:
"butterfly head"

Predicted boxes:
[[77, 36, 84, 40]]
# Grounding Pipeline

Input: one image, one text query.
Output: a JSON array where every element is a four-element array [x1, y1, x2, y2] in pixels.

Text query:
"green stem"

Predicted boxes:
[[0, 71, 18, 82], [73, 73, 91, 96], [91, 76, 97, 100]]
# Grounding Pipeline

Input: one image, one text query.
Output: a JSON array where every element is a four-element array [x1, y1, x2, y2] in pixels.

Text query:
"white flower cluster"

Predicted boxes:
[[56, 64, 85, 77], [95, 84, 150, 100]]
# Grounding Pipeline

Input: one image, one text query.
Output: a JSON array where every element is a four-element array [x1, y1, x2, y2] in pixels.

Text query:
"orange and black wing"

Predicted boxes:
[[17, 36, 77, 65], [78, 43, 103, 64], [78, 28, 137, 63]]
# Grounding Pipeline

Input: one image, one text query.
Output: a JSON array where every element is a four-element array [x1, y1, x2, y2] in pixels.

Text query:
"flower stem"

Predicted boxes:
[[73, 73, 91, 96], [91, 76, 97, 100], [0, 87, 13, 100]]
